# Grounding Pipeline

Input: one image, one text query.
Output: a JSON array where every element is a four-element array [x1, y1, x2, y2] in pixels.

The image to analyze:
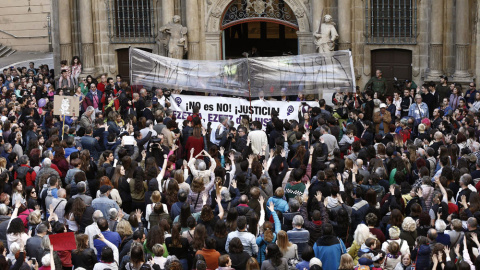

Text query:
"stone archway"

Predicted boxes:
[[205, 0, 312, 60]]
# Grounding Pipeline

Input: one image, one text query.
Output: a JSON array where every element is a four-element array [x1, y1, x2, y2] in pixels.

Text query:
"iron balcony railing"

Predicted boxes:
[[106, 0, 156, 44], [365, 0, 417, 45]]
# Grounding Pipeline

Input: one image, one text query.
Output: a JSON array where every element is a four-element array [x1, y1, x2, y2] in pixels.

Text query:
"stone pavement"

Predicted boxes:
[[0, 51, 53, 71]]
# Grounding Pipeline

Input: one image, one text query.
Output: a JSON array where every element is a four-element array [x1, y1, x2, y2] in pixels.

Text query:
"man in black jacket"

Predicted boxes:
[[119, 230, 145, 259]]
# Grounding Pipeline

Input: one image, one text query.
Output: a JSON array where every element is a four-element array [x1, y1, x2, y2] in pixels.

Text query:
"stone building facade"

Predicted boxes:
[[51, 0, 479, 90], [0, 0, 51, 52]]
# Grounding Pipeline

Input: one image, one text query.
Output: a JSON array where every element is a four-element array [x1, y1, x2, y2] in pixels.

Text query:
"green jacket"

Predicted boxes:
[[365, 76, 387, 95]]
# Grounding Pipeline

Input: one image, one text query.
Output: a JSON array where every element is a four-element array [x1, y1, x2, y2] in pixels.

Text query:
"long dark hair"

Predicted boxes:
[[192, 224, 207, 251], [7, 218, 25, 234], [146, 225, 165, 251], [133, 167, 144, 193], [171, 223, 183, 247], [265, 244, 283, 267], [214, 219, 228, 238], [179, 203, 192, 228]]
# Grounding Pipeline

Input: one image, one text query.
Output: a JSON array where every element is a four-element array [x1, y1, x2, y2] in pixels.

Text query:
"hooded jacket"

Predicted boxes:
[[313, 235, 346, 270], [410, 244, 430, 270]]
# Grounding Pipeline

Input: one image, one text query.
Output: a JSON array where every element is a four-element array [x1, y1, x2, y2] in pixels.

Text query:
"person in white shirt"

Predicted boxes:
[[248, 121, 268, 155], [86, 210, 103, 254]]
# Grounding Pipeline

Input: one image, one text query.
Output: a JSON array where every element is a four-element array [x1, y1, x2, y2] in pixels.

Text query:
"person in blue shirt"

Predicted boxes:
[[93, 217, 122, 261], [408, 94, 429, 125]]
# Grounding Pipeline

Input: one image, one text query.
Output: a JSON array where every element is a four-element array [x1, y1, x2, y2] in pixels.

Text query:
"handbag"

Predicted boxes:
[[287, 245, 299, 270]]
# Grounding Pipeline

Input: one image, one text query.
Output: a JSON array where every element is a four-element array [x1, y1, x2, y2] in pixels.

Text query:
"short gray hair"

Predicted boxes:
[[0, 204, 8, 215], [43, 158, 52, 168], [288, 199, 300, 212], [292, 215, 304, 226], [36, 223, 48, 234], [41, 235, 51, 249], [86, 106, 95, 113], [77, 181, 86, 193], [92, 210, 104, 222], [19, 155, 29, 165], [43, 150, 53, 159], [198, 161, 206, 171], [3, 143, 11, 151], [219, 116, 228, 124], [435, 219, 447, 233], [108, 208, 118, 220]]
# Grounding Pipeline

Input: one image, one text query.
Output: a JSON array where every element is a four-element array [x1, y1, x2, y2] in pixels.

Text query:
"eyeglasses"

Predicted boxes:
[[31, 190, 36, 194]]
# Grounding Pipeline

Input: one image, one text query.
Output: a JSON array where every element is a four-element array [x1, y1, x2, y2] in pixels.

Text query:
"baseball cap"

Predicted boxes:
[[100, 185, 112, 194], [380, 103, 387, 109]]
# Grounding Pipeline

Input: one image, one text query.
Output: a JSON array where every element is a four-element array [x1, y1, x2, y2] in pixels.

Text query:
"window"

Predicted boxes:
[[106, 0, 156, 43], [365, 0, 416, 44]]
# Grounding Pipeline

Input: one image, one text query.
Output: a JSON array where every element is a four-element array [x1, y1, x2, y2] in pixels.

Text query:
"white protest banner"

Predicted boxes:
[[130, 48, 355, 97], [169, 94, 318, 130]]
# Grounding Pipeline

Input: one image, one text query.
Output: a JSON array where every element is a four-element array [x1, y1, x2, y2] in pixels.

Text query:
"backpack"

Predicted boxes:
[[16, 166, 33, 186], [149, 212, 161, 228]]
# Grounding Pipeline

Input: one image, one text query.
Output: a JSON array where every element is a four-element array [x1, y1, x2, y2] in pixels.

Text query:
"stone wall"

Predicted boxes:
[[0, 0, 51, 52]]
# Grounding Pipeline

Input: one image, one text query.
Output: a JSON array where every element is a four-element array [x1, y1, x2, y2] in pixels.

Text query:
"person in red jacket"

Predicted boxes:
[[96, 74, 107, 93], [14, 155, 37, 187]]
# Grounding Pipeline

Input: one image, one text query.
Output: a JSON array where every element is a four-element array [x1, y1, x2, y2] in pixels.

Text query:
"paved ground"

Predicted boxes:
[[0, 51, 53, 71]]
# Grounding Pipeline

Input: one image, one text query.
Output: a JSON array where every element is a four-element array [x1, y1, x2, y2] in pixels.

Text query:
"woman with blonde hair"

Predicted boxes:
[[347, 224, 374, 264], [338, 253, 354, 270], [399, 217, 417, 250], [116, 220, 133, 241], [146, 191, 169, 229], [0, 157, 7, 174], [27, 210, 42, 233], [276, 230, 298, 260], [173, 169, 190, 194]]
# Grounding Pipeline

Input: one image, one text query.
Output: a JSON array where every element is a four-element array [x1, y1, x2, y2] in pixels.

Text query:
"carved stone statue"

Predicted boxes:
[[314, 14, 339, 53], [159, 15, 188, 59]]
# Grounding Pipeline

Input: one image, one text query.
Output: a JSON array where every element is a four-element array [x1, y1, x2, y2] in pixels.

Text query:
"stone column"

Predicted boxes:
[[453, 0, 470, 78], [205, 31, 222, 60], [162, 0, 175, 26], [337, 0, 351, 50], [297, 31, 315, 54], [428, 0, 443, 77], [79, 0, 95, 74], [186, 0, 200, 59], [311, 0, 325, 36], [59, 0, 72, 62]]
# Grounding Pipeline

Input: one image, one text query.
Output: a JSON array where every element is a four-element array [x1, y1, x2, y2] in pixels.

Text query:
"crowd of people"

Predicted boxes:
[[0, 59, 478, 270]]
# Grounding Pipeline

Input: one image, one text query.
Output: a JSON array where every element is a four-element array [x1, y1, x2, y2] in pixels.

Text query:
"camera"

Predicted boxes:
[[150, 138, 161, 144]]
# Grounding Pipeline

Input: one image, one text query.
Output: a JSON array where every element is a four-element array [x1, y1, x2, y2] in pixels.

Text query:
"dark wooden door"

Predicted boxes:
[[117, 47, 152, 84], [371, 49, 412, 96]]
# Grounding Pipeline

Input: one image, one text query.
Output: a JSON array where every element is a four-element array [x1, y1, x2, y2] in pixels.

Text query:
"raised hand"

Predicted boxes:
[[231, 180, 237, 189], [280, 149, 286, 158], [135, 209, 143, 219], [228, 152, 235, 162], [259, 196, 265, 205], [315, 191, 322, 202], [202, 193, 208, 203], [267, 201, 275, 212], [219, 147, 225, 156], [309, 145, 314, 154]]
